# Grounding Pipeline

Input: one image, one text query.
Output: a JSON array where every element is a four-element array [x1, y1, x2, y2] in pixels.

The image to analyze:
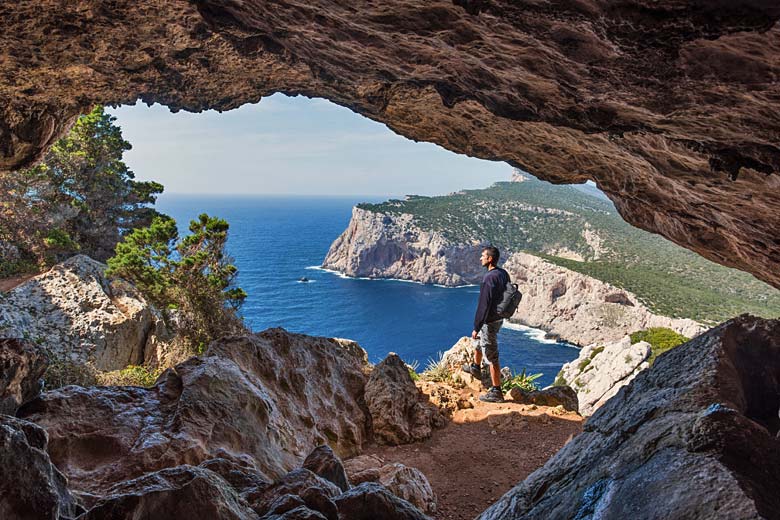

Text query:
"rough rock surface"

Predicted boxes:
[[249, 468, 341, 520], [478, 315, 780, 519], [0, 337, 47, 415], [558, 336, 652, 416], [322, 207, 484, 285], [0, 415, 82, 520], [334, 482, 430, 520], [18, 329, 371, 498], [343, 456, 436, 515], [302, 445, 350, 493], [507, 386, 578, 413], [0, 255, 158, 371], [1, 2, 779, 289], [365, 353, 445, 445], [80, 465, 257, 520], [503, 252, 705, 345]]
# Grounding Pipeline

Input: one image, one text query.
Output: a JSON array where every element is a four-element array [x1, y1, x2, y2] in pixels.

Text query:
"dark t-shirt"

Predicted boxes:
[[473, 267, 509, 331]]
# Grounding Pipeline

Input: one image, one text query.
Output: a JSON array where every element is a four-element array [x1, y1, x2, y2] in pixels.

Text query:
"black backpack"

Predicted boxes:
[[496, 278, 522, 319]]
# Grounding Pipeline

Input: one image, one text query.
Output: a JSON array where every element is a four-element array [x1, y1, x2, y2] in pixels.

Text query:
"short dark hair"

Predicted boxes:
[[483, 245, 500, 265]]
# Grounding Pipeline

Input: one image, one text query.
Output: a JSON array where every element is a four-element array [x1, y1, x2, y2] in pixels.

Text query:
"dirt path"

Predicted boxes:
[[0, 273, 35, 292], [364, 384, 583, 520]]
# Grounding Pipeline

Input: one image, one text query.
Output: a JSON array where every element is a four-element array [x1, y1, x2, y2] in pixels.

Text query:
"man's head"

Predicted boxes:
[[480, 246, 500, 268]]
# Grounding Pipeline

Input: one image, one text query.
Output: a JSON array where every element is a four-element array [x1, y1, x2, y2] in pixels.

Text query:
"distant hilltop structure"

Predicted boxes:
[[511, 168, 531, 182]]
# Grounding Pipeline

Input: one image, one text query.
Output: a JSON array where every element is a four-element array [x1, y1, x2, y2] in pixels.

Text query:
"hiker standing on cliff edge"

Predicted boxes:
[[463, 245, 509, 403]]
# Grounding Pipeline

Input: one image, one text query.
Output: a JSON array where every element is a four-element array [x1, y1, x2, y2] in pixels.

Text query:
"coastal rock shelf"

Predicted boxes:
[[1, 2, 779, 287]]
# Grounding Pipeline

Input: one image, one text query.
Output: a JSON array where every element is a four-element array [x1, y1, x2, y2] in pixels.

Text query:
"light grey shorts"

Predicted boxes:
[[480, 319, 503, 363]]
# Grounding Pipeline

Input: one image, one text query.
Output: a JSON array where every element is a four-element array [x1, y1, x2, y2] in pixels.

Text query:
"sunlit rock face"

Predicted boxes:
[[1, 1, 779, 287], [17, 329, 371, 498]]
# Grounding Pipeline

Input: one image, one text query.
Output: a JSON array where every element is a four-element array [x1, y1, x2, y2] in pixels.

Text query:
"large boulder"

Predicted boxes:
[[478, 315, 780, 519], [80, 465, 257, 520], [365, 353, 445, 445], [302, 445, 350, 492], [18, 329, 371, 499], [334, 482, 431, 520], [247, 468, 340, 520], [557, 336, 652, 416], [0, 415, 82, 520], [344, 456, 436, 515], [0, 255, 159, 372], [0, 337, 47, 415]]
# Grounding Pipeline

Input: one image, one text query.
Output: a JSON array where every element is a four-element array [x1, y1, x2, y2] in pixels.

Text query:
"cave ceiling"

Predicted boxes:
[[1, 1, 779, 288]]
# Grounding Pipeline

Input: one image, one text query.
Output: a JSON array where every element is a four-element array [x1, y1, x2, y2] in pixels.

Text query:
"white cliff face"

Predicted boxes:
[[322, 207, 485, 286], [557, 336, 651, 416], [503, 252, 705, 346], [0, 255, 162, 371]]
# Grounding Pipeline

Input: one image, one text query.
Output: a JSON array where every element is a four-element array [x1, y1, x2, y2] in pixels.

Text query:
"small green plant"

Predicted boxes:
[[97, 365, 163, 387], [629, 327, 690, 365], [501, 368, 543, 393], [553, 370, 567, 387], [576, 345, 605, 374], [406, 360, 420, 381], [421, 351, 450, 382]]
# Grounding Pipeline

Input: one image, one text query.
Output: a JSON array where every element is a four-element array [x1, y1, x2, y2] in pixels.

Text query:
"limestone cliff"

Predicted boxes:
[[323, 208, 704, 345], [504, 253, 705, 346], [322, 207, 485, 286]]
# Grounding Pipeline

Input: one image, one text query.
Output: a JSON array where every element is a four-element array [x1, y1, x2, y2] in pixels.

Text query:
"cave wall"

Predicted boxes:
[[1, 0, 779, 288]]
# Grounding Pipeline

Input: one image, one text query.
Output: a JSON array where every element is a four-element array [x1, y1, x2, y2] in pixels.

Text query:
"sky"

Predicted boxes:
[[107, 94, 513, 197]]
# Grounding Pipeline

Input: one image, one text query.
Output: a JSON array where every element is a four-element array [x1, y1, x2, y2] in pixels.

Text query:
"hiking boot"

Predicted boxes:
[[462, 362, 482, 379], [479, 386, 505, 403]]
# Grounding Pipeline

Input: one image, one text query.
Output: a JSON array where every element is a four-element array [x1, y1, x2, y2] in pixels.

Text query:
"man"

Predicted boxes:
[[463, 245, 509, 403]]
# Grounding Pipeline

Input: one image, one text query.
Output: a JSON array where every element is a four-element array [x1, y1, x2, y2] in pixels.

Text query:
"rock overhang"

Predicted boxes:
[[1, 0, 779, 288]]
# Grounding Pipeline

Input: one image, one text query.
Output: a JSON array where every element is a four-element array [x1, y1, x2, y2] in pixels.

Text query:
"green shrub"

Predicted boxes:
[[406, 360, 420, 381], [107, 213, 247, 350], [629, 327, 690, 365], [97, 365, 163, 387], [501, 368, 543, 393]]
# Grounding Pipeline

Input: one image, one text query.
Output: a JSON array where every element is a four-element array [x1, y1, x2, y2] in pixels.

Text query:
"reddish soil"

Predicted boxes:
[[0, 273, 34, 292], [365, 385, 583, 520]]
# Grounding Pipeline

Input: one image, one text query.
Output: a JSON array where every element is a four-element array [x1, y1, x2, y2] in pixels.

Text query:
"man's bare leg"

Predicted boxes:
[[489, 360, 501, 388], [474, 350, 501, 387]]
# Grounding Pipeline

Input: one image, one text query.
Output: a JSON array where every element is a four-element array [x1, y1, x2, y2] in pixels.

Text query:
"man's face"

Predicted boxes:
[[480, 250, 492, 267]]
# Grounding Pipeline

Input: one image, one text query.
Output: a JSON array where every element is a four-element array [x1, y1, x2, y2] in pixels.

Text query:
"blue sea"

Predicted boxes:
[[156, 195, 579, 387]]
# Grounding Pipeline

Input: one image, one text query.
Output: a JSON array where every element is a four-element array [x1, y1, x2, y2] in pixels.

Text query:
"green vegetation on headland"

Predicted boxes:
[[630, 327, 690, 365], [358, 176, 780, 324]]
